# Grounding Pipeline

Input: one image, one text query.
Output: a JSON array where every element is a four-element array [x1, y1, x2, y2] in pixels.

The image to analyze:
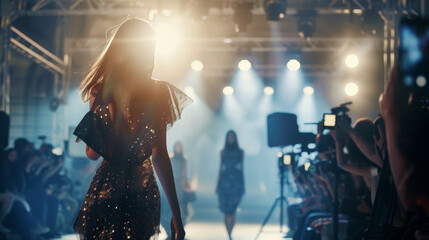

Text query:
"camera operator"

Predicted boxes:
[[292, 164, 333, 240], [330, 119, 377, 192], [316, 123, 373, 240], [379, 65, 429, 238]]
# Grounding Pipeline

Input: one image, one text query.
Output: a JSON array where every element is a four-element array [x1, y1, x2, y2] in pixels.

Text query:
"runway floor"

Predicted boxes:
[[57, 222, 291, 240]]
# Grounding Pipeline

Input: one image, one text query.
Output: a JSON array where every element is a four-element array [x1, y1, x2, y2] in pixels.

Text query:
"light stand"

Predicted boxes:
[[254, 151, 293, 240]]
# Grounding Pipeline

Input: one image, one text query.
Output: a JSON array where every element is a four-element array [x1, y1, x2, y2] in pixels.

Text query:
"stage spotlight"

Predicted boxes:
[[297, 9, 317, 39], [238, 59, 252, 71], [303, 86, 314, 95], [345, 54, 359, 68], [263, 0, 287, 21], [287, 59, 300, 71], [223, 86, 234, 96], [233, 1, 253, 32], [345, 82, 359, 96], [264, 86, 274, 95], [191, 60, 204, 71]]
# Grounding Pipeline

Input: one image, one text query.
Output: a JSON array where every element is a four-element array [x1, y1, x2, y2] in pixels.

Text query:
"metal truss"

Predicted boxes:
[[67, 36, 383, 53], [9, 26, 65, 74], [0, 0, 418, 146], [66, 36, 383, 78], [16, 0, 366, 16]]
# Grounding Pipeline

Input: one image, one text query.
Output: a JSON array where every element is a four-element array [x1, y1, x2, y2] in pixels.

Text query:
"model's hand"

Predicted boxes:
[[171, 217, 185, 240]]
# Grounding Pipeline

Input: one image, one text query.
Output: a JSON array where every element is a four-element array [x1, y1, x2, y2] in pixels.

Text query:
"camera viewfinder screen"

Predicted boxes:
[[283, 155, 292, 165], [400, 19, 429, 88], [323, 114, 336, 127]]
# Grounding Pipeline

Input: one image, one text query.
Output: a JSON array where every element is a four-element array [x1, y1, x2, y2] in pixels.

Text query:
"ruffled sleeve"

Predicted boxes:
[[154, 81, 193, 131], [73, 110, 110, 160]]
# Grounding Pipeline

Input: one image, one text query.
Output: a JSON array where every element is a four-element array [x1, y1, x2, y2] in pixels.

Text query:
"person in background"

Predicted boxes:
[[380, 65, 429, 238], [1, 148, 49, 237], [330, 119, 376, 191], [216, 130, 245, 240], [170, 141, 193, 225], [14, 138, 32, 164], [0, 148, 27, 233], [161, 141, 193, 239]]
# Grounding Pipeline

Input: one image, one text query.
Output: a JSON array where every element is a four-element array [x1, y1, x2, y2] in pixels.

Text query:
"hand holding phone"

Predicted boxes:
[[399, 17, 429, 109]]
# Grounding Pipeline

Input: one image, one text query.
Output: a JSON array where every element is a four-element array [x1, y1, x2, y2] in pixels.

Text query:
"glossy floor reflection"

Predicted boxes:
[[57, 222, 290, 240]]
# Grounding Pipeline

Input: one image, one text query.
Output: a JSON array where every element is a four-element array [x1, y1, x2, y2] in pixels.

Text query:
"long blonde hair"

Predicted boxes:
[[79, 18, 156, 103]]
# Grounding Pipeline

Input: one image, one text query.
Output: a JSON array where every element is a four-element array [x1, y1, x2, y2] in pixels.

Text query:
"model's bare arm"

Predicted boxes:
[[152, 124, 185, 240]]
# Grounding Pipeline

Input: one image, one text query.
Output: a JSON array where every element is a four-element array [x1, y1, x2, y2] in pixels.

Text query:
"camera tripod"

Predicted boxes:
[[254, 155, 290, 240]]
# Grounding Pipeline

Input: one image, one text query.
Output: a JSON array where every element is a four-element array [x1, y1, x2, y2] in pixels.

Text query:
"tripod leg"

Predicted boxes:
[[254, 198, 280, 240], [280, 197, 284, 232], [281, 197, 289, 234]]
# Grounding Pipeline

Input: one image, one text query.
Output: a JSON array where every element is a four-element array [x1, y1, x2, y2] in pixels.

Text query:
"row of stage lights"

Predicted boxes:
[[188, 53, 360, 97], [190, 58, 301, 72], [221, 85, 311, 96], [190, 53, 360, 72], [219, 82, 358, 97]]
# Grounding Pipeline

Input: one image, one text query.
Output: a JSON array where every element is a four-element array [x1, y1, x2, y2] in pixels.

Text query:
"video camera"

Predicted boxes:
[[267, 112, 317, 153], [322, 102, 352, 129]]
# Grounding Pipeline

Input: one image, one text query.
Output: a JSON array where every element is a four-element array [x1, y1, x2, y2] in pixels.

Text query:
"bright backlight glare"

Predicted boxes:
[[345, 82, 359, 96], [287, 59, 301, 71], [238, 59, 252, 71], [155, 21, 183, 57], [223, 86, 234, 95], [191, 60, 203, 71], [264, 86, 274, 95], [303, 86, 314, 95], [345, 54, 359, 68]]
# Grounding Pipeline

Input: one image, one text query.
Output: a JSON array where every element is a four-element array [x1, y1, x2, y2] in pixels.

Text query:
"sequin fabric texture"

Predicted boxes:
[[73, 81, 192, 240]]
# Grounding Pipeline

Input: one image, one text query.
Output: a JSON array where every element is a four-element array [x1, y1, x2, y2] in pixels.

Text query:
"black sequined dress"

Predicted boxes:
[[216, 148, 245, 214], [73, 80, 192, 240]]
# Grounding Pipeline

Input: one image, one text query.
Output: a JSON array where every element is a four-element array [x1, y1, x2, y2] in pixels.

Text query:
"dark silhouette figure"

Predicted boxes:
[[73, 18, 192, 240], [216, 130, 245, 240]]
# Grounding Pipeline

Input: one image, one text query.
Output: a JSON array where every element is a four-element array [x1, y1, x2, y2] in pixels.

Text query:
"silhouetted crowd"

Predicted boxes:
[[288, 67, 429, 240], [0, 138, 80, 239]]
